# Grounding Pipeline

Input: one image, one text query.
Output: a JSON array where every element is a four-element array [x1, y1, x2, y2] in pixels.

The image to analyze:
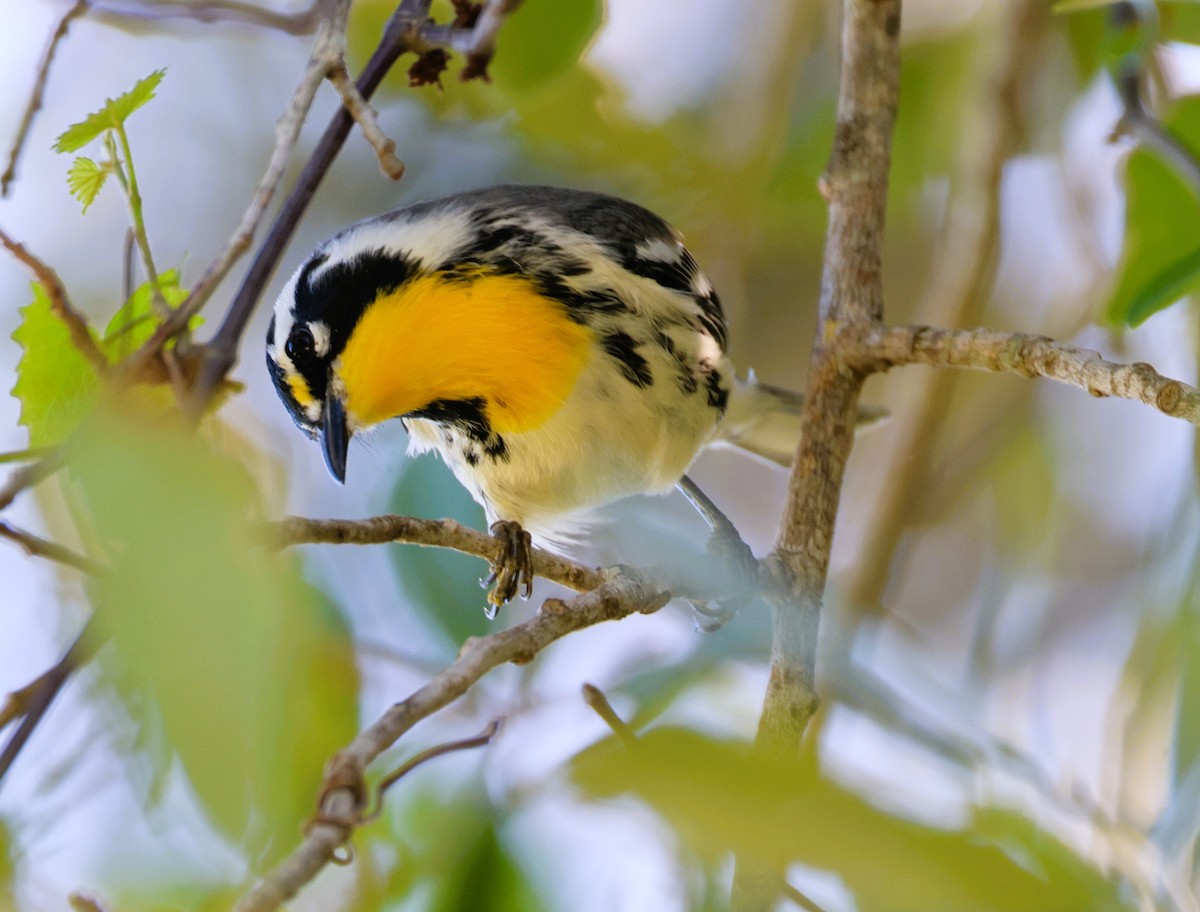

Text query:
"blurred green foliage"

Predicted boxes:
[[1107, 95, 1200, 326], [74, 408, 358, 860], [387, 453, 493, 648], [7, 0, 1200, 910], [573, 728, 1129, 911]]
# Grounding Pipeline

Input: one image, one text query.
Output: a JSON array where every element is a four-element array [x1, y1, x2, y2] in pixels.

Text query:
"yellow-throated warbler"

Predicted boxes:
[[267, 186, 863, 612]]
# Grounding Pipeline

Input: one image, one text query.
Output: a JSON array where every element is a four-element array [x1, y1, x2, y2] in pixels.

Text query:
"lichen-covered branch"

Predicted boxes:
[[230, 569, 667, 912], [270, 514, 606, 593], [755, 0, 902, 755], [845, 323, 1200, 423]]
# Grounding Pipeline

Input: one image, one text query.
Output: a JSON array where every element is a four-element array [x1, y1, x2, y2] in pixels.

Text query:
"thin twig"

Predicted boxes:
[[0, 521, 104, 574], [0, 451, 64, 513], [1, 0, 90, 196], [127, 0, 355, 369], [0, 226, 107, 372], [781, 881, 827, 912], [582, 683, 638, 746], [360, 718, 501, 822], [269, 513, 607, 593], [187, 0, 525, 411], [0, 617, 96, 790], [231, 570, 667, 912], [326, 62, 405, 179], [844, 324, 1200, 423], [1113, 53, 1200, 193], [88, 0, 330, 34]]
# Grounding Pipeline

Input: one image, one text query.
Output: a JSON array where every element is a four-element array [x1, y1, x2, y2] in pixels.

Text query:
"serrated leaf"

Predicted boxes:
[[102, 269, 193, 360], [53, 69, 165, 153], [10, 283, 102, 447], [66, 156, 110, 212], [75, 409, 358, 856]]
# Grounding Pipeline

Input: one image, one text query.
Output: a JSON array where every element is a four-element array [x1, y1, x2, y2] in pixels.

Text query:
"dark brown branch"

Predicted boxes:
[[231, 570, 667, 912], [185, 0, 523, 411], [0, 450, 63, 513], [1, 0, 90, 196], [126, 0, 357, 372], [0, 618, 96, 790], [1113, 45, 1200, 192], [0, 521, 104, 574], [0, 227, 107, 373]]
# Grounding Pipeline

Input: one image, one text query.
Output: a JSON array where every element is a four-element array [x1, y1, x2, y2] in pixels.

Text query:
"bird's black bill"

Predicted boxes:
[[321, 394, 350, 483]]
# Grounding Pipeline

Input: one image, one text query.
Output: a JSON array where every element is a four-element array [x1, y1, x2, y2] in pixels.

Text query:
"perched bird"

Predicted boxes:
[[267, 185, 853, 614]]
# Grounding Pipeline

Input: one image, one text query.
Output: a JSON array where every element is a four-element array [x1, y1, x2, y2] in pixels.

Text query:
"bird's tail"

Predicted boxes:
[[714, 372, 886, 467]]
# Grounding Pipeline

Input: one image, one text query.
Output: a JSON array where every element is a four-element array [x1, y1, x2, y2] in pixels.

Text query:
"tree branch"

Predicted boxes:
[[755, 0, 902, 755], [269, 513, 606, 593], [844, 324, 1200, 422], [127, 0, 356, 371], [0, 521, 104, 574], [0, 226, 107, 373], [230, 569, 667, 912], [1, 0, 90, 197], [733, 2, 902, 907], [185, 0, 524, 411]]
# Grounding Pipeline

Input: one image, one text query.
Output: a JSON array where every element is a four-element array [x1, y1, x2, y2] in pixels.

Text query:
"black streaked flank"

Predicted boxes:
[[705, 370, 729, 412], [654, 330, 699, 395], [602, 331, 653, 388]]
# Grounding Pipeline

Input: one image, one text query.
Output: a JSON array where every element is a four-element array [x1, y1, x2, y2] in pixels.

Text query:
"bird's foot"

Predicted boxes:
[[483, 520, 534, 618], [689, 519, 760, 632]]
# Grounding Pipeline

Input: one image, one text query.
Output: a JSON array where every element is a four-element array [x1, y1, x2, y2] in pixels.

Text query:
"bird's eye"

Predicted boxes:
[[286, 326, 316, 363]]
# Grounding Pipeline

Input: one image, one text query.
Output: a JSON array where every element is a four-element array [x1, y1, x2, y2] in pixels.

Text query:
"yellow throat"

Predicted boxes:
[[336, 270, 593, 434]]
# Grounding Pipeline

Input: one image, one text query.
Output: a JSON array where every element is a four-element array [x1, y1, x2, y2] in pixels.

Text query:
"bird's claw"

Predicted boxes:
[[483, 520, 534, 617], [689, 520, 760, 632]]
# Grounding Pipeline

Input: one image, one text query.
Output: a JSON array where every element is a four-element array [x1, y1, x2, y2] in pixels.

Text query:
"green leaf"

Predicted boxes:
[[66, 156, 111, 212], [1052, 0, 1127, 11], [53, 69, 165, 153], [1125, 246, 1200, 325], [10, 283, 102, 448], [1108, 95, 1200, 325], [75, 410, 358, 855], [489, 0, 603, 93], [573, 728, 1127, 912], [102, 269, 193, 359]]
